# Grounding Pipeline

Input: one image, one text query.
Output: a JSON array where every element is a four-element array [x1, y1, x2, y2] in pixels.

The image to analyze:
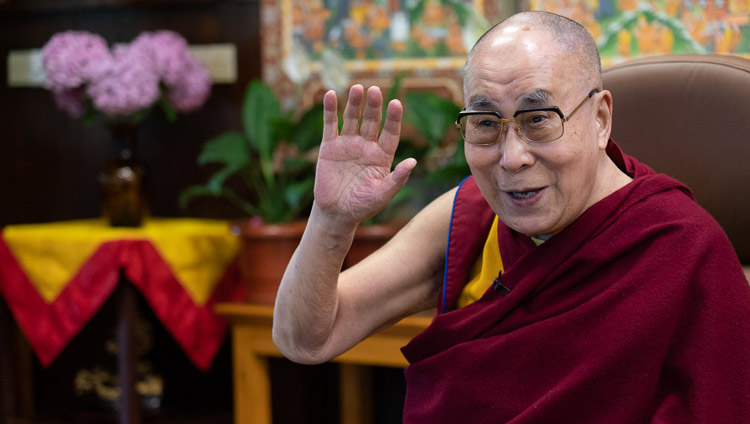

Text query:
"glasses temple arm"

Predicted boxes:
[[563, 88, 599, 122]]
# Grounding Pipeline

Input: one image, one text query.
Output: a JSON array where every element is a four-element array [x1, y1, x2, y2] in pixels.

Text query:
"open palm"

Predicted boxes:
[[314, 85, 416, 226]]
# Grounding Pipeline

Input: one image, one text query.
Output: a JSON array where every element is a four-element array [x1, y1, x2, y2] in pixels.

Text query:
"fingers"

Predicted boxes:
[[341, 85, 364, 136], [330, 85, 400, 149], [358, 87, 384, 141], [378, 99, 403, 155], [322, 90, 339, 141]]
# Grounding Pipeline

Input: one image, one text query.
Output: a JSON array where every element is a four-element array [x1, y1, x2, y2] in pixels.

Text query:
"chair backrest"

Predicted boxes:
[[602, 54, 750, 264]]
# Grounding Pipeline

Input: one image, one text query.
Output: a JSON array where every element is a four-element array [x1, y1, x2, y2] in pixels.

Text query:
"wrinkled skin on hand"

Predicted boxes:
[[314, 84, 417, 230]]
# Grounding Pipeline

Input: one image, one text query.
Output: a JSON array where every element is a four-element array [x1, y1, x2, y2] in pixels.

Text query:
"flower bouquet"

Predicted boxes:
[[41, 30, 212, 226], [42, 29, 211, 122]]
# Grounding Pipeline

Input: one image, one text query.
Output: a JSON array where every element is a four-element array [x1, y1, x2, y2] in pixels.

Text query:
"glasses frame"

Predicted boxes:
[[455, 88, 600, 146]]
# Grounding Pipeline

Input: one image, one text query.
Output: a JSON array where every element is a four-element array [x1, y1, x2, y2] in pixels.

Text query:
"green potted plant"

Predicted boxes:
[[181, 79, 322, 222], [180, 79, 323, 304]]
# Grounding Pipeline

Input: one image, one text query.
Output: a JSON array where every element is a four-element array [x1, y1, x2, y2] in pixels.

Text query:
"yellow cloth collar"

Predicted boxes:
[[457, 216, 504, 308]]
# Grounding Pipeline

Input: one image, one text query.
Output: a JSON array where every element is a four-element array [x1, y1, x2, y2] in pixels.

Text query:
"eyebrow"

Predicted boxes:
[[467, 95, 496, 110], [467, 89, 551, 111], [518, 89, 549, 107]]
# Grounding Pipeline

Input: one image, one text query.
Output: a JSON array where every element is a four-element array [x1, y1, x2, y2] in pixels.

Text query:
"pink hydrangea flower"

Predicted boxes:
[[87, 43, 161, 117], [51, 87, 87, 118], [41, 29, 212, 120], [132, 30, 190, 86], [42, 31, 111, 91], [166, 59, 212, 112], [132, 30, 212, 112]]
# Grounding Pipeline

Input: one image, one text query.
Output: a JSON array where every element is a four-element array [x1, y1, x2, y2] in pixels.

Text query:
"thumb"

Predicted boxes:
[[382, 158, 417, 198], [392, 158, 417, 183]]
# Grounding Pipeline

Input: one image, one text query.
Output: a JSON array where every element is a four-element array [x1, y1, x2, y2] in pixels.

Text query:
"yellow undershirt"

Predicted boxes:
[[457, 216, 504, 308], [456, 217, 546, 308]]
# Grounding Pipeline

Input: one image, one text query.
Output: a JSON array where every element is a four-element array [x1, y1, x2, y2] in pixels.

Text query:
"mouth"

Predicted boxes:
[[509, 189, 543, 199], [508, 187, 544, 200]]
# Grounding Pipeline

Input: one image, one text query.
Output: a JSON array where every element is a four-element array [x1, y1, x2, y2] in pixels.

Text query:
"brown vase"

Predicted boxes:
[[232, 220, 307, 305], [344, 223, 403, 269], [97, 124, 148, 227]]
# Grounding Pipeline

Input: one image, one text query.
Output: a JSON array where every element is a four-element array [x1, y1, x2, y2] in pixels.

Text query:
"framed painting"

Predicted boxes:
[[260, 0, 516, 110], [522, 0, 750, 66]]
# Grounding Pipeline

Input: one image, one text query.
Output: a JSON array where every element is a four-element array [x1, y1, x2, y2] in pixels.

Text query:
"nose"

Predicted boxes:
[[498, 121, 534, 172]]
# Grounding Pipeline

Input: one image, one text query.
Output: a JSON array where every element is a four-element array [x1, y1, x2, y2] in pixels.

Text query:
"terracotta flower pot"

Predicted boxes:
[[232, 220, 307, 305], [344, 223, 403, 269], [232, 220, 403, 304]]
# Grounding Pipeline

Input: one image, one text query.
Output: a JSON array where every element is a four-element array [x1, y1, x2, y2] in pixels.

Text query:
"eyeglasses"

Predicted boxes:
[[455, 89, 599, 146]]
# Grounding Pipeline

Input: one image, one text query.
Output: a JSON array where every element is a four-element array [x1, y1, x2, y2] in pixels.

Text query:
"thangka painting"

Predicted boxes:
[[285, 0, 491, 62], [261, 0, 511, 110], [525, 0, 750, 65]]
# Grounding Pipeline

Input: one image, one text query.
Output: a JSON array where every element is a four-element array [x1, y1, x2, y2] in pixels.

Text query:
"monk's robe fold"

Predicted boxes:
[[401, 141, 750, 423]]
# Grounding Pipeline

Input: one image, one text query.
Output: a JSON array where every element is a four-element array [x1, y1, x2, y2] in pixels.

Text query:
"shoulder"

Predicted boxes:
[[614, 175, 745, 286], [625, 175, 725, 239], [374, 186, 458, 282], [397, 186, 457, 248]]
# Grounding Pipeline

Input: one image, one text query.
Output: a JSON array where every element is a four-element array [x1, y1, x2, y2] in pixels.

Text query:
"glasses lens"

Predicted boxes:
[[515, 110, 563, 143], [459, 114, 502, 145]]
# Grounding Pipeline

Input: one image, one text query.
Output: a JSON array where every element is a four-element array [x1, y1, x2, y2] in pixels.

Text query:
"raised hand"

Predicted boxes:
[[314, 84, 417, 228]]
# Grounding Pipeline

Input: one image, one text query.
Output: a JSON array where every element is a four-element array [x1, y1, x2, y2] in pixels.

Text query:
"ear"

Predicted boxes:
[[595, 89, 613, 150]]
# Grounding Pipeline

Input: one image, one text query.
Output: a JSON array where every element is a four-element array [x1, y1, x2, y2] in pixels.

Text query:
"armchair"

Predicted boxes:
[[602, 54, 750, 278]]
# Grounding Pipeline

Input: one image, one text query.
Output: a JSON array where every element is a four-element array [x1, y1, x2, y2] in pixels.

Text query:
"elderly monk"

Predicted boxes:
[[273, 11, 750, 423]]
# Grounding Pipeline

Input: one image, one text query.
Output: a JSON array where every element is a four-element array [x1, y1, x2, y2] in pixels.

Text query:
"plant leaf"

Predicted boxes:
[[289, 104, 325, 151], [382, 72, 406, 126], [193, 131, 252, 202], [283, 157, 315, 174], [386, 72, 406, 102], [179, 184, 260, 217], [284, 178, 315, 213], [179, 185, 217, 210], [243, 80, 282, 186], [404, 92, 461, 148], [206, 162, 247, 192], [196, 131, 249, 167], [270, 114, 295, 145]]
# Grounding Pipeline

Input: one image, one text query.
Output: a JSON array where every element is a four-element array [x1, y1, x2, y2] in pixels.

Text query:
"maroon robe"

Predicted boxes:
[[401, 141, 750, 423]]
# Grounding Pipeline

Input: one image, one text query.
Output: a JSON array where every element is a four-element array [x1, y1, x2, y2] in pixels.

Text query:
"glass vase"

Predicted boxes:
[[97, 123, 148, 227]]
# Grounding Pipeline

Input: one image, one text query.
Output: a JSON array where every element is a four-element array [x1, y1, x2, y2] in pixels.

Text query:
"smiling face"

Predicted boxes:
[[463, 22, 616, 237]]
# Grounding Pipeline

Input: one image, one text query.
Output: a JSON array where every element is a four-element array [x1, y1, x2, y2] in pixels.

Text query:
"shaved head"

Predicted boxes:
[[466, 11, 601, 88]]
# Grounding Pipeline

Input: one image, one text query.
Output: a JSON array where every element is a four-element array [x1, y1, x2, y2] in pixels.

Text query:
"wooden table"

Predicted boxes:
[[215, 303, 432, 424]]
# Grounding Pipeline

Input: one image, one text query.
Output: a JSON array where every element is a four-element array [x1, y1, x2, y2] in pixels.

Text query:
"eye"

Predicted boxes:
[[519, 111, 554, 128], [467, 114, 501, 128], [528, 112, 550, 124], [530, 114, 546, 124]]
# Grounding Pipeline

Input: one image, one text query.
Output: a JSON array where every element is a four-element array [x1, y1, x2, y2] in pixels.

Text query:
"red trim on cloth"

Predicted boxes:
[[0, 237, 120, 366], [0, 237, 244, 371], [121, 240, 245, 370], [121, 240, 244, 370]]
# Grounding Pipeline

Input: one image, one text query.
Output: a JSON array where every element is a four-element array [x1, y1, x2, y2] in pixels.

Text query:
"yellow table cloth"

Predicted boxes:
[[0, 218, 243, 370]]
